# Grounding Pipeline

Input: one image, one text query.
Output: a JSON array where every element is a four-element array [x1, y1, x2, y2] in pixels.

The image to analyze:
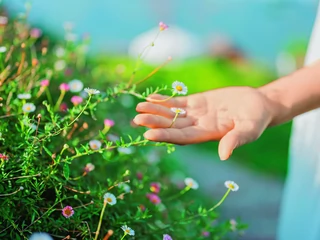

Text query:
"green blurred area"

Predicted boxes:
[[91, 55, 294, 179]]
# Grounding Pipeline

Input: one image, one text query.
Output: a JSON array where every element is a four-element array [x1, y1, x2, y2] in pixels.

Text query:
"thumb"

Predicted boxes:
[[218, 128, 251, 161]]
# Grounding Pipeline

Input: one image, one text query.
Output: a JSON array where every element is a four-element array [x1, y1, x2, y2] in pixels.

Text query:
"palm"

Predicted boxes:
[[134, 87, 272, 148]]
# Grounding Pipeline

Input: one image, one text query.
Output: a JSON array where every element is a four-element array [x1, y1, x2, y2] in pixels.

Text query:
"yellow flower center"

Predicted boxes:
[[228, 184, 234, 189], [176, 85, 183, 91], [64, 209, 72, 215], [92, 144, 97, 149], [106, 197, 112, 203], [26, 106, 31, 111], [125, 229, 130, 233]]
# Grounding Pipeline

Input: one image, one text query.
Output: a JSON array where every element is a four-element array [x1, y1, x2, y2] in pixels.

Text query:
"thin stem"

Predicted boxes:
[[94, 201, 108, 240], [54, 90, 66, 111], [169, 113, 179, 128], [3, 173, 40, 181], [120, 233, 127, 240], [165, 186, 190, 201], [45, 87, 53, 106], [0, 187, 23, 197], [67, 95, 91, 127], [135, 57, 172, 85]]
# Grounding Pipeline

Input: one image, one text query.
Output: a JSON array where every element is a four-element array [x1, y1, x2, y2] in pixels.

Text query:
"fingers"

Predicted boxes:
[[143, 127, 210, 144], [136, 102, 184, 118], [218, 121, 261, 160], [146, 94, 187, 108], [134, 114, 192, 129]]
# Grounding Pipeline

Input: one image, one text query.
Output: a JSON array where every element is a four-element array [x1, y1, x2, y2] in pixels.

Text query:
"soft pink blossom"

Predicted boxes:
[[40, 79, 50, 87], [30, 28, 42, 38], [71, 96, 83, 106], [59, 83, 70, 91], [159, 22, 168, 31], [62, 206, 74, 218], [59, 102, 68, 112], [146, 193, 161, 205], [104, 119, 115, 127], [150, 182, 161, 194]]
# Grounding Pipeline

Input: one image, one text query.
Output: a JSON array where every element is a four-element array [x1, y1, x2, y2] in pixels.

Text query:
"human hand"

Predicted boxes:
[[133, 86, 278, 160]]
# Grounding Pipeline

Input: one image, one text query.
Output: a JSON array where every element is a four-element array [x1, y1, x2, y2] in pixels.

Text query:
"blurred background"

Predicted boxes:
[[3, 0, 319, 239]]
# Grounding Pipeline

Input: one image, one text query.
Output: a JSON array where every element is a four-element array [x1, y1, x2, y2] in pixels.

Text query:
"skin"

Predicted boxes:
[[133, 60, 320, 160]]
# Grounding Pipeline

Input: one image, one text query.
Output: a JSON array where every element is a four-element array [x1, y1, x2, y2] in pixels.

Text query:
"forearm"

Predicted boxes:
[[259, 60, 320, 126]]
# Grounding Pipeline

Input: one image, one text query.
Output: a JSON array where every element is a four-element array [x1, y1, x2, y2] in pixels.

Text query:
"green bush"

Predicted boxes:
[[0, 12, 246, 240]]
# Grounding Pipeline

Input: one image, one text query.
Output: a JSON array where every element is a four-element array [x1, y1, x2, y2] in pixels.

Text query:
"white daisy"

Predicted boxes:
[[18, 93, 31, 100], [29, 232, 53, 240], [54, 60, 66, 71], [69, 79, 84, 92], [89, 140, 102, 150], [118, 147, 134, 154], [0, 16, 8, 25], [121, 225, 135, 236], [55, 47, 65, 58], [0, 46, 7, 53], [224, 181, 239, 192], [170, 107, 186, 115], [184, 177, 199, 189], [172, 81, 188, 95], [103, 192, 117, 205], [84, 88, 100, 95], [118, 183, 131, 193], [22, 103, 36, 113]]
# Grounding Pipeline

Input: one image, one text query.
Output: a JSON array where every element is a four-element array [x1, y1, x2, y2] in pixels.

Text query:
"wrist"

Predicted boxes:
[[258, 79, 292, 126]]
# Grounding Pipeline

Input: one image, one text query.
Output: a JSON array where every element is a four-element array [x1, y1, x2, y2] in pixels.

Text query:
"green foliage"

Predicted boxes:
[[0, 12, 244, 240]]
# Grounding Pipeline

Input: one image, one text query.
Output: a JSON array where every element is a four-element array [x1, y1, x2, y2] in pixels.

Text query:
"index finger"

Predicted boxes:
[[146, 94, 188, 108]]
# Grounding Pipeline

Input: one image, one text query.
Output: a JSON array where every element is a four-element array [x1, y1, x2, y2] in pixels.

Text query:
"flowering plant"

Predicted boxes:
[[0, 10, 245, 240]]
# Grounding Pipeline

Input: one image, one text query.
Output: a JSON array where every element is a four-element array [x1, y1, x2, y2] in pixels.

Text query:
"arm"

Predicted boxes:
[[260, 60, 320, 126]]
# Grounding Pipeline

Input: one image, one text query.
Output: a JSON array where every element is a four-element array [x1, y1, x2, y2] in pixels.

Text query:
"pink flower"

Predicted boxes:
[[150, 182, 161, 194], [159, 22, 168, 31], [62, 206, 74, 218], [60, 102, 68, 112], [64, 68, 73, 76], [146, 193, 161, 205], [0, 153, 9, 160], [84, 163, 95, 173], [139, 204, 146, 212], [137, 172, 143, 180], [71, 96, 83, 106], [202, 231, 210, 237], [59, 83, 70, 91], [40, 79, 50, 87], [104, 119, 115, 127], [163, 234, 173, 240], [30, 28, 42, 38]]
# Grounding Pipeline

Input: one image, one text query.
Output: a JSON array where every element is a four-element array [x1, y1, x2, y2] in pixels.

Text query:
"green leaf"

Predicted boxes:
[[63, 164, 70, 180]]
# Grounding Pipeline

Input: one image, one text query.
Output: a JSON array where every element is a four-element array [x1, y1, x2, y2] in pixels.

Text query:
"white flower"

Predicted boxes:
[[118, 183, 131, 193], [84, 163, 95, 173], [84, 88, 100, 95], [29, 232, 53, 240], [170, 107, 186, 115], [184, 177, 199, 189], [230, 219, 237, 231], [121, 225, 135, 236], [89, 140, 101, 150], [55, 47, 65, 58], [0, 16, 8, 25], [54, 60, 66, 71], [172, 81, 188, 95], [118, 147, 134, 154], [22, 103, 36, 113], [18, 93, 31, 99], [65, 33, 78, 42], [0, 46, 7, 53], [69, 79, 84, 92], [224, 181, 239, 192], [103, 192, 117, 205]]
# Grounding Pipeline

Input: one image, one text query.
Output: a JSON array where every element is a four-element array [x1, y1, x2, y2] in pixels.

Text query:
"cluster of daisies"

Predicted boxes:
[[20, 79, 100, 114]]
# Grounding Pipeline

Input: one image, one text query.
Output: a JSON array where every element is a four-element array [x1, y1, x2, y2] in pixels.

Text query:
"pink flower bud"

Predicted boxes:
[[71, 96, 83, 106], [30, 28, 42, 38], [104, 119, 115, 127], [40, 79, 49, 87], [59, 83, 70, 91], [159, 22, 168, 31]]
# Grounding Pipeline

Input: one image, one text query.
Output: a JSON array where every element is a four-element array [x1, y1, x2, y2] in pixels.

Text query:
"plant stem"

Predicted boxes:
[[94, 201, 107, 240], [54, 90, 66, 111], [120, 233, 127, 240], [147, 94, 174, 103], [169, 113, 179, 128]]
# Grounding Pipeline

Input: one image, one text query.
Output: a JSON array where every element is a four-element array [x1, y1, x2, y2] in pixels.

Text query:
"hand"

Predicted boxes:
[[133, 86, 277, 160]]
